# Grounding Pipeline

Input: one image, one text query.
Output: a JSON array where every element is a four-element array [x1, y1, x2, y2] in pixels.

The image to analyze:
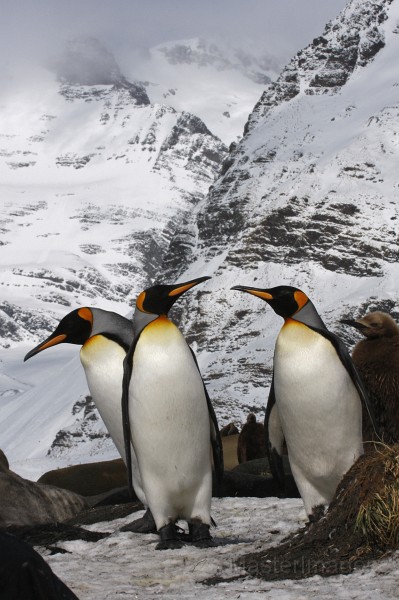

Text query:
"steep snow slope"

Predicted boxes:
[[166, 0, 399, 424]]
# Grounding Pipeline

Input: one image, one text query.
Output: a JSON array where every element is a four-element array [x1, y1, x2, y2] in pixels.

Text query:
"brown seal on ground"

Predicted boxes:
[[38, 458, 128, 496], [0, 450, 126, 528], [0, 454, 89, 528]]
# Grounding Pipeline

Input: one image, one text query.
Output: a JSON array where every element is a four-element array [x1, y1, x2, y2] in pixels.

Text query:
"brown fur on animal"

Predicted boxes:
[[0, 451, 89, 528], [0, 452, 133, 528], [220, 422, 239, 437], [342, 311, 399, 444], [237, 413, 267, 464], [38, 458, 128, 496]]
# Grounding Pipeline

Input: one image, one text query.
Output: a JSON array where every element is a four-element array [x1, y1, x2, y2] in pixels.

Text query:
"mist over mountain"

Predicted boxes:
[[126, 37, 282, 143]]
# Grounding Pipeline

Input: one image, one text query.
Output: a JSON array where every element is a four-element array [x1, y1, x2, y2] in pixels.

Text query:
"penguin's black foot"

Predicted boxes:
[[156, 523, 184, 550], [190, 521, 215, 548], [120, 508, 157, 534]]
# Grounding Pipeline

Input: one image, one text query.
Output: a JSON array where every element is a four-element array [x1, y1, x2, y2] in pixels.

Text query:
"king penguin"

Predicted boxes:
[[24, 307, 156, 533], [122, 276, 223, 550], [231, 284, 377, 520], [342, 311, 399, 444]]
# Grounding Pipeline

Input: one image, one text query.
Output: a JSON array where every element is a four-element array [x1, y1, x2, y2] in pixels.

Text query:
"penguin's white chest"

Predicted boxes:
[[80, 335, 126, 459], [274, 322, 345, 413], [275, 321, 358, 414], [130, 317, 211, 489], [274, 320, 362, 511]]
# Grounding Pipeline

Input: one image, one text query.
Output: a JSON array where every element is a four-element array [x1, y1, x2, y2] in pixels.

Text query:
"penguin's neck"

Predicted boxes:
[[90, 307, 133, 350], [133, 306, 164, 339], [290, 300, 327, 330]]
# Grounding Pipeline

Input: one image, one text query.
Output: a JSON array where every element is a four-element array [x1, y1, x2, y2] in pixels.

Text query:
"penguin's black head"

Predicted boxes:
[[24, 308, 93, 361], [136, 276, 211, 315], [231, 284, 310, 319]]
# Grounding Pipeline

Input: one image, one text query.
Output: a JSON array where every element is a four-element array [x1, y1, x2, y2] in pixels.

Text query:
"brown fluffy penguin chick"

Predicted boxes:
[[342, 311, 399, 444], [237, 413, 267, 463]]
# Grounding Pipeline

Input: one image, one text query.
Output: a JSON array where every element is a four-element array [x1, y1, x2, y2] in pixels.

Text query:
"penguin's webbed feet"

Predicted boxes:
[[156, 522, 184, 550], [120, 508, 157, 534], [189, 521, 215, 548]]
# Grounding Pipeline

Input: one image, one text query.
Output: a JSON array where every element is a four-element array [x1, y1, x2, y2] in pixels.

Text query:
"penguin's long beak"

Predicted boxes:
[[231, 285, 273, 302], [168, 276, 211, 298], [24, 333, 67, 362], [136, 276, 211, 316]]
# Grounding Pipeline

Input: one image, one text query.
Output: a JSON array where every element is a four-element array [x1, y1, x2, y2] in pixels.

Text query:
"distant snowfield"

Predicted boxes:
[[41, 497, 399, 599], [127, 38, 280, 144]]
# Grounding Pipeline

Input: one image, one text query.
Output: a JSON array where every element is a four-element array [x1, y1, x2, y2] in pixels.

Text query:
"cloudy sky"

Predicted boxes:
[[2, 0, 349, 71]]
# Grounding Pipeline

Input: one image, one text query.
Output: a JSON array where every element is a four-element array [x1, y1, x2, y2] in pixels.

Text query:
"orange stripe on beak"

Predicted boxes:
[[232, 286, 273, 301], [245, 289, 273, 301], [35, 334, 67, 352], [168, 281, 201, 297]]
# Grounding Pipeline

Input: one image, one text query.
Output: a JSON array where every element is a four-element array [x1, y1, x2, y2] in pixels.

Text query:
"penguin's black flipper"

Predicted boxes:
[[121, 335, 141, 500], [265, 376, 285, 490], [205, 385, 224, 484], [189, 348, 224, 483], [309, 326, 380, 441]]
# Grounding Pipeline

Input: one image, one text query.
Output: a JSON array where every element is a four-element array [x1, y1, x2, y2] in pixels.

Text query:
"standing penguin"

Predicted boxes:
[[231, 284, 377, 520], [341, 311, 399, 444], [122, 276, 223, 550], [24, 307, 155, 533]]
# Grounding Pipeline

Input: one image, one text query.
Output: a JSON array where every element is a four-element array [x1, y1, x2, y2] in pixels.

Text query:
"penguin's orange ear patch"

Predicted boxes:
[[136, 291, 146, 312], [78, 308, 93, 323], [294, 290, 309, 311]]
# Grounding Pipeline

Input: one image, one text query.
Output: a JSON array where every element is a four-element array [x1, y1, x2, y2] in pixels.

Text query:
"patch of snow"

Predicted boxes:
[[39, 497, 399, 599]]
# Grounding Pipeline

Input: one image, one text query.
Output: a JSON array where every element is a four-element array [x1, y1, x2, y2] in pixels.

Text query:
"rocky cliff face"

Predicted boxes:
[[245, 0, 393, 134], [163, 0, 399, 423]]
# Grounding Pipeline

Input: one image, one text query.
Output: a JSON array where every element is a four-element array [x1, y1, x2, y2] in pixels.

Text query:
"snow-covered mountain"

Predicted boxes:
[[127, 38, 282, 144], [164, 0, 399, 421], [2, 0, 399, 478]]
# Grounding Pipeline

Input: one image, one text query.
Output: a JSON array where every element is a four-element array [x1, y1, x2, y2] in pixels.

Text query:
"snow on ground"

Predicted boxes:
[[40, 497, 399, 599]]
